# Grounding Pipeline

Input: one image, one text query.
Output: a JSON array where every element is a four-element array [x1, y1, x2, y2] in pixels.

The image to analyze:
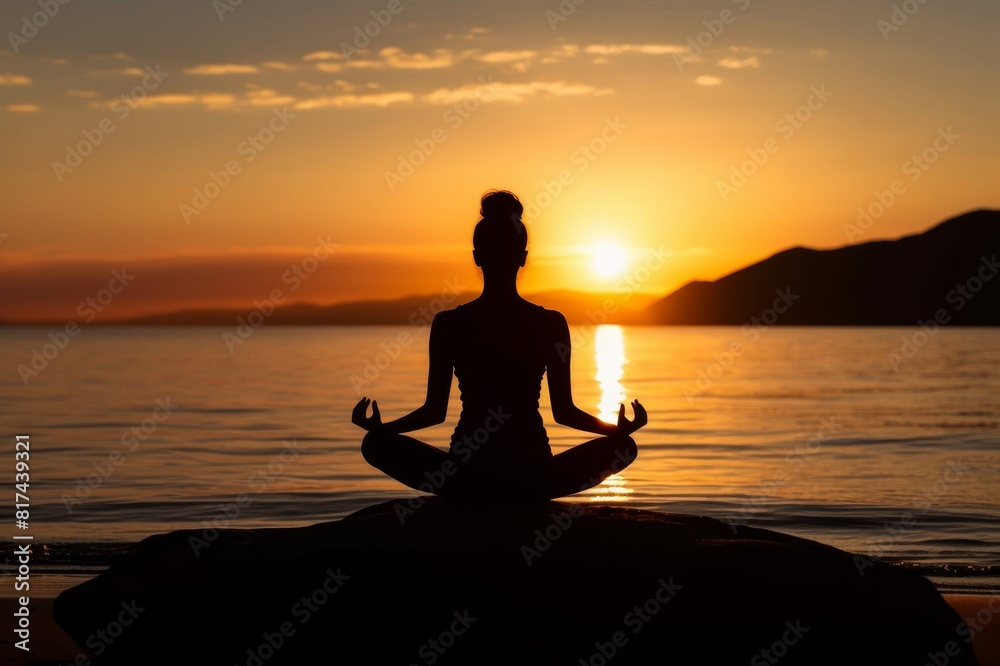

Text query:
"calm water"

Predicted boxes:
[[1, 326, 998, 594]]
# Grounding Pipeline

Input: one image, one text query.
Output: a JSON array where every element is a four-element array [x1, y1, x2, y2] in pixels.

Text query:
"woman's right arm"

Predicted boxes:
[[355, 312, 453, 435]]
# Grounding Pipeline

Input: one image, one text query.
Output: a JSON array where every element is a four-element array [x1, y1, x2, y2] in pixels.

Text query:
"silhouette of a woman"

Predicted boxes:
[[353, 190, 646, 502]]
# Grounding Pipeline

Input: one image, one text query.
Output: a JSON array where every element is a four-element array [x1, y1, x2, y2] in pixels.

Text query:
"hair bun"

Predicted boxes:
[[480, 190, 524, 221]]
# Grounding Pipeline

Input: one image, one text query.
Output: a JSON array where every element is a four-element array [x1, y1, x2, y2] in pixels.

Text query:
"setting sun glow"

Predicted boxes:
[[591, 243, 629, 278]]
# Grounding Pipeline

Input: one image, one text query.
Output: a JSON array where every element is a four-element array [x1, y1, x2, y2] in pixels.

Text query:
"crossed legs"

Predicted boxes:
[[361, 430, 637, 502], [546, 433, 638, 499]]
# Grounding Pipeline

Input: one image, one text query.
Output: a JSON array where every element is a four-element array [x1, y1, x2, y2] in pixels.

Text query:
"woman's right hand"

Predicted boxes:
[[616, 399, 647, 436], [352, 397, 383, 432]]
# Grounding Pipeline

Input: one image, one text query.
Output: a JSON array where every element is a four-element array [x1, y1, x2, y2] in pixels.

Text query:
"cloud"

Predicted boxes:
[[7, 104, 40, 112], [718, 56, 761, 69], [0, 73, 31, 85], [86, 67, 152, 77], [133, 93, 237, 110], [303, 51, 343, 61], [299, 79, 379, 93], [91, 77, 413, 111], [314, 60, 387, 72], [311, 48, 459, 71], [96, 87, 302, 110], [423, 80, 612, 105], [123, 77, 611, 111], [243, 88, 297, 106], [541, 45, 580, 63], [463, 27, 489, 40], [729, 46, 774, 55], [584, 44, 686, 56], [314, 62, 346, 73], [184, 64, 260, 75], [293, 91, 414, 110], [810, 48, 829, 58], [66, 89, 100, 97], [261, 61, 300, 72], [379, 47, 455, 69], [695, 75, 722, 86], [475, 50, 538, 63]]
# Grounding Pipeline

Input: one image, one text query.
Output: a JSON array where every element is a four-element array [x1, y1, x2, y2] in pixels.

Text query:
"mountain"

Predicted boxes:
[[113, 290, 658, 326], [643, 209, 1000, 325], [7, 210, 997, 327]]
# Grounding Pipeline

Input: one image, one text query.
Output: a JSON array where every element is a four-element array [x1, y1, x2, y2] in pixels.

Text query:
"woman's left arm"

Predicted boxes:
[[544, 311, 647, 436], [354, 312, 453, 434]]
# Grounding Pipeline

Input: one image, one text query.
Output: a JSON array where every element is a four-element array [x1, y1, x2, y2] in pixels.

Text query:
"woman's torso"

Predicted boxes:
[[441, 299, 555, 467]]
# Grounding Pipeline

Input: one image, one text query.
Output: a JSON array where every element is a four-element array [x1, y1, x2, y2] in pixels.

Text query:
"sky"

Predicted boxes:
[[1, 0, 998, 321]]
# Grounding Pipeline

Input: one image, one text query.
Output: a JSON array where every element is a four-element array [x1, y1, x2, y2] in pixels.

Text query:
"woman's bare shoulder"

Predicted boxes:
[[525, 302, 568, 330], [532, 302, 565, 319], [431, 305, 462, 327]]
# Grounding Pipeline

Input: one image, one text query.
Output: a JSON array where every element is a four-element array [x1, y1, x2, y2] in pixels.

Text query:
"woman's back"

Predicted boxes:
[[439, 299, 556, 467]]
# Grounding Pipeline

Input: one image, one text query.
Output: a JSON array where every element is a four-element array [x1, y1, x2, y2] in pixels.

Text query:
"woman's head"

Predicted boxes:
[[473, 190, 527, 271]]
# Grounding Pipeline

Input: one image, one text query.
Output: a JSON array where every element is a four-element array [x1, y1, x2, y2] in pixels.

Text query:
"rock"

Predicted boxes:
[[54, 499, 977, 665]]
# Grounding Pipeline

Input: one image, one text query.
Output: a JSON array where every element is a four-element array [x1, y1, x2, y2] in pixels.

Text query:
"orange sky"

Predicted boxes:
[[1, 0, 998, 321]]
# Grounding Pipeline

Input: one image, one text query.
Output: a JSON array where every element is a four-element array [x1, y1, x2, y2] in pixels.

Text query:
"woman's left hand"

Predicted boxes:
[[616, 399, 647, 436], [352, 397, 383, 432]]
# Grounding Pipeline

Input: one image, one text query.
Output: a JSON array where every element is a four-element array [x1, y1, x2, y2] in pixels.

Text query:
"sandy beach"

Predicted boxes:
[[947, 595, 1000, 666]]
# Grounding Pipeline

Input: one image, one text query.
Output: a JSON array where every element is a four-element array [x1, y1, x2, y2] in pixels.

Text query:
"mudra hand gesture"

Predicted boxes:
[[616, 399, 647, 437], [352, 397, 382, 433]]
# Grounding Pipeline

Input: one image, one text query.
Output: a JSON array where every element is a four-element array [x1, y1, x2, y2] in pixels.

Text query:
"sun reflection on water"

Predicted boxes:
[[588, 325, 634, 502]]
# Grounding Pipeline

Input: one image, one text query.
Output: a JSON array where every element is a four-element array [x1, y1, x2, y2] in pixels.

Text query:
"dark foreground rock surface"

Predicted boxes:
[[55, 499, 977, 665]]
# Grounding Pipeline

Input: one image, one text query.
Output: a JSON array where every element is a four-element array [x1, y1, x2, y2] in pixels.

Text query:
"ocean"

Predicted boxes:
[[1, 325, 997, 595]]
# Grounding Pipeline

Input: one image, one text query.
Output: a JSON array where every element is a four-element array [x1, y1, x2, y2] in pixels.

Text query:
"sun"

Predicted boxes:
[[590, 242, 628, 278]]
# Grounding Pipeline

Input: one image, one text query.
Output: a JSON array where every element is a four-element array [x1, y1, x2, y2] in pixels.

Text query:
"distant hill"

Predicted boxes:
[[111, 290, 659, 326], [643, 209, 1000, 325]]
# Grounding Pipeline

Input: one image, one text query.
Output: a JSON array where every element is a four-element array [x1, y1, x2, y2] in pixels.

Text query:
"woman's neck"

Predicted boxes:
[[479, 278, 520, 302]]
